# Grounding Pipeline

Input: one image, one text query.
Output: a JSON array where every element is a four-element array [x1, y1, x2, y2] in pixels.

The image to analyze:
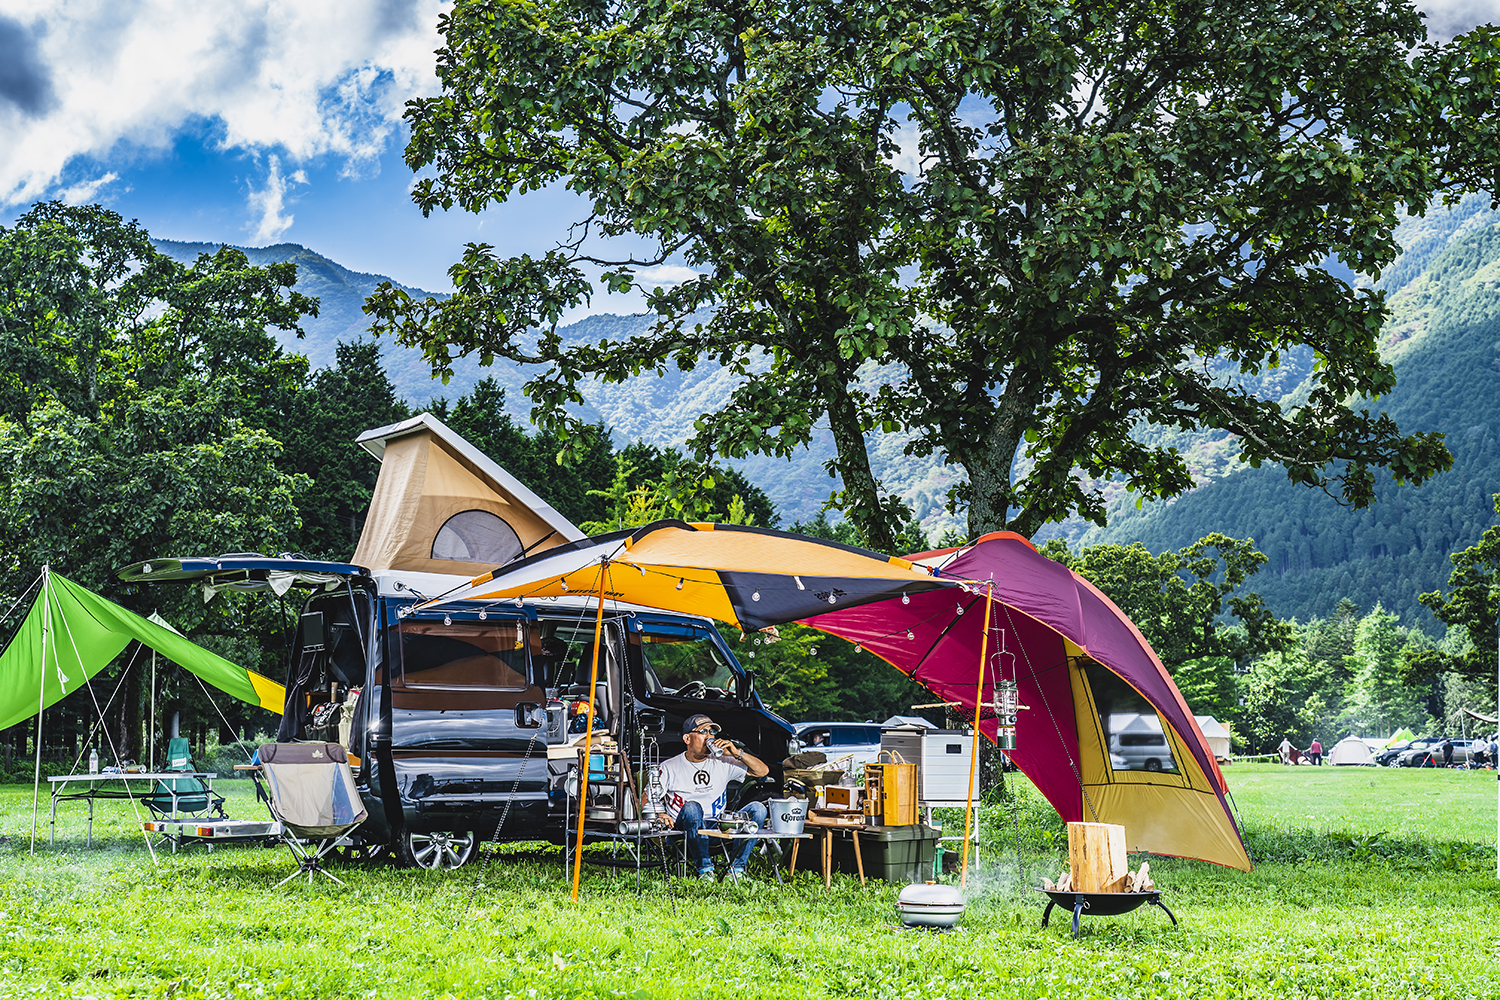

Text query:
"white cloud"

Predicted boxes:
[[1418, 0, 1500, 40], [635, 264, 702, 287], [246, 155, 305, 243], [0, 0, 444, 208], [58, 171, 119, 205]]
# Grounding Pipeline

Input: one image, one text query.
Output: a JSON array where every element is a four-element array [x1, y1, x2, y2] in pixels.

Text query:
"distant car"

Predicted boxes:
[[792, 722, 885, 767], [1406, 739, 1474, 768], [1376, 736, 1439, 767]]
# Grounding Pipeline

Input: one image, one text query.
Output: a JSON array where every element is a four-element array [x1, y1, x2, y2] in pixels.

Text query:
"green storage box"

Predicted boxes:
[[829, 823, 940, 883]]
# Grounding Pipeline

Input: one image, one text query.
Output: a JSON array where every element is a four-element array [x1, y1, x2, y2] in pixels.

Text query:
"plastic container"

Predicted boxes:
[[767, 797, 806, 835], [89, 749, 98, 774], [829, 823, 940, 883]]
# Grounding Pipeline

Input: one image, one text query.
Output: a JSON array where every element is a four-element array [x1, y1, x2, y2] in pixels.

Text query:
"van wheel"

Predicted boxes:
[[401, 830, 477, 870], [1144, 759, 1162, 773]]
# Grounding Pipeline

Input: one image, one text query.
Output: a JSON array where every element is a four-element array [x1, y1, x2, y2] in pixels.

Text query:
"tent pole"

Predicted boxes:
[[960, 582, 994, 887], [572, 559, 610, 902], [149, 647, 156, 771], [30, 569, 51, 855], [1494, 601, 1497, 881]]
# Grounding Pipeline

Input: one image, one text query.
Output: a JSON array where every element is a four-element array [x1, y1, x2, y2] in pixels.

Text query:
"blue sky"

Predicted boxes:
[[2, 0, 1496, 303]]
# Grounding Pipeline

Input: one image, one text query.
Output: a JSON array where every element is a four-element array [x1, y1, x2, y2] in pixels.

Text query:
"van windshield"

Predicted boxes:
[[639, 624, 736, 695]]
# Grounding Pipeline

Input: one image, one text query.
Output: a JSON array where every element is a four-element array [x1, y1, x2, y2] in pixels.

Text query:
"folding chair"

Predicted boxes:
[[144, 737, 226, 820], [256, 742, 369, 887]]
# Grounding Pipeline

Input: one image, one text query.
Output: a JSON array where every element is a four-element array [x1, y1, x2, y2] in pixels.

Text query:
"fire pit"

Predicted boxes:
[[1035, 889, 1177, 938]]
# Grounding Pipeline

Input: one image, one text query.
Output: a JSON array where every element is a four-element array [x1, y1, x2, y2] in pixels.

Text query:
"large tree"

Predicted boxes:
[[367, 0, 1500, 549]]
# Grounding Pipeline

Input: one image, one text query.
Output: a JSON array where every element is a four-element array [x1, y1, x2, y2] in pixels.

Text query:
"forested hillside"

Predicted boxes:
[[1084, 201, 1500, 629]]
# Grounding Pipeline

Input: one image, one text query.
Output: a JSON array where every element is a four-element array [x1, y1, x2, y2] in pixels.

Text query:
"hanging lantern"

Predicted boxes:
[[994, 678, 1019, 750]]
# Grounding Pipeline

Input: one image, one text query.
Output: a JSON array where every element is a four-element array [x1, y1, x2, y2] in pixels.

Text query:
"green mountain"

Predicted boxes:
[[1079, 200, 1500, 629]]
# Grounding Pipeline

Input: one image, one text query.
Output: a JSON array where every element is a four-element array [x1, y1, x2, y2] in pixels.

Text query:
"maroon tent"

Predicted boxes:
[[803, 531, 1250, 871]]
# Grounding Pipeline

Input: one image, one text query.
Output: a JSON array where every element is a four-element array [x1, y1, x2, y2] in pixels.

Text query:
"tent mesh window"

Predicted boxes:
[[1081, 659, 1180, 775], [431, 509, 524, 565]]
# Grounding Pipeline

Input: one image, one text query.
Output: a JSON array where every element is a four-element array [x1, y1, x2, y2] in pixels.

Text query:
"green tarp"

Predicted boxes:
[[0, 571, 284, 733]]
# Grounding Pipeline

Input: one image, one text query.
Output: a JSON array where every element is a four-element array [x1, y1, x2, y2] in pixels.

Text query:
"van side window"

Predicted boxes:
[[397, 619, 529, 690]]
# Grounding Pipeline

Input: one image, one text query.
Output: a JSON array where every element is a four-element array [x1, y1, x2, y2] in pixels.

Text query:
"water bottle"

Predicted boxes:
[[89, 749, 98, 774]]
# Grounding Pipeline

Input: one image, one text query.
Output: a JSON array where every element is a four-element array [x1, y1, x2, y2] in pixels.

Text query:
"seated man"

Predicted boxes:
[[661, 713, 770, 882]]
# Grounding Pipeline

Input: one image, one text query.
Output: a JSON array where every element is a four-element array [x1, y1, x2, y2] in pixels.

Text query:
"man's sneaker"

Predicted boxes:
[[725, 867, 747, 883], [698, 868, 716, 883]]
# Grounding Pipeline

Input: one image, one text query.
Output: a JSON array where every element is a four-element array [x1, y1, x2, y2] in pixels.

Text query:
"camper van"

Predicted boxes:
[[119, 414, 795, 868], [1106, 713, 1179, 773]]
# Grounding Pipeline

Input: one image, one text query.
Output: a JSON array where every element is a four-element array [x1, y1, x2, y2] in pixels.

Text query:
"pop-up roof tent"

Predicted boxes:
[[351, 413, 585, 578], [802, 532, 1252, 871], [1329, 735, 1376, 765]]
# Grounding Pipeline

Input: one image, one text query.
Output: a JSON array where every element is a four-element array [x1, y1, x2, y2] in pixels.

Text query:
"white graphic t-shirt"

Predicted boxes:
[[658, 751, 748, 822]]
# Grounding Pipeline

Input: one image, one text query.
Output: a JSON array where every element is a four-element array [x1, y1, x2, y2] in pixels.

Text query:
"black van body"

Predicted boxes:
[[122, 555, 795, 866]]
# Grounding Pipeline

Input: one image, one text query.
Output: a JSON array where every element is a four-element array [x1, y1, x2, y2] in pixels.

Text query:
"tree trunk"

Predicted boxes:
[[962, 394, 1028, 539], [822, 375, 896, 552]]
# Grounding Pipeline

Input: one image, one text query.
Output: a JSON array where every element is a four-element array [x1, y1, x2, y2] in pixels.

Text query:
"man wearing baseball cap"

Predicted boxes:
[[659, 713, 770, 882]]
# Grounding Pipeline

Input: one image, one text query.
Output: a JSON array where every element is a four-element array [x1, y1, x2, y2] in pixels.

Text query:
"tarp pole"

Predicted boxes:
[[149, 647, 156, 771], [1494, 601, 1497, 881], [960, 581, 994, 887], [571, 559, 610, 902], [29, 569, 51, 854]]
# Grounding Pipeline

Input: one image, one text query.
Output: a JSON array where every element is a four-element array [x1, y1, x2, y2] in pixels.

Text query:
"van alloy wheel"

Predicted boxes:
[[403, 830, 477, 870]]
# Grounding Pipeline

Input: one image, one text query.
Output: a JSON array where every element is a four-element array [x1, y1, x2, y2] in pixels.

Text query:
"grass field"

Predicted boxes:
[[0, 763, 1495, 999]]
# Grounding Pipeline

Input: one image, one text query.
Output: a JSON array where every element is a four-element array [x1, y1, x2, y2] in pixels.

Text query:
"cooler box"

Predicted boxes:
[[881, 728, 974, 807], [829, 823, 940, 883]]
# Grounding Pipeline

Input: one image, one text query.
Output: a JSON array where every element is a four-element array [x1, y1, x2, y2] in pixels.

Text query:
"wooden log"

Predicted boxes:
[[1101, 873, 1129, 893], [1067, 821, 1127, 892]]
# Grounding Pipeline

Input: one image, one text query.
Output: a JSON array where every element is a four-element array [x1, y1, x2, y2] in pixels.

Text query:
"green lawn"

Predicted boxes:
[[0, 763, 1496, 999]]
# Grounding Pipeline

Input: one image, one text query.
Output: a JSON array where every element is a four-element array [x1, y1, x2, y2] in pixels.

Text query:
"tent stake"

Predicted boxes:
[[571, 560, 610, 902], [960, 582, 994, 887]]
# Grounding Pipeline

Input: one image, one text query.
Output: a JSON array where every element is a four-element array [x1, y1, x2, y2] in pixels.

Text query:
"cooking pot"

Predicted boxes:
[[895, 882, 966, 928]]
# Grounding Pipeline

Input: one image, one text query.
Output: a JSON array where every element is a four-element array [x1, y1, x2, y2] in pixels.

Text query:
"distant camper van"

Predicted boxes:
[[1107, 714, 1178, 773]]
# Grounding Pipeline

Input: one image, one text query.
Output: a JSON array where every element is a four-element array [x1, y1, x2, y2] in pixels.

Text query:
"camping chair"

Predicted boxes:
[[256, 742, 369, 887], [143, 737, 226, 820]]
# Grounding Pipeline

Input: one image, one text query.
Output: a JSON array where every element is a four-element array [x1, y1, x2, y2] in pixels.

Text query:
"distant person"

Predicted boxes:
[[1441, 737, 1454, 767], [1277, 737, 1294, 766], [1307, 738, 1323, 766]]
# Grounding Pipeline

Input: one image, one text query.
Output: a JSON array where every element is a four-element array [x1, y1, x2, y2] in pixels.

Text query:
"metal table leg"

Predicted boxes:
[[87, 793, 94, 848]]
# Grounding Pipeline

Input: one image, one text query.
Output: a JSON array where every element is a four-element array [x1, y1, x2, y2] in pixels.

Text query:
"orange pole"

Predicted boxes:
[[960, 582, 994, 887], [571, 560, 610, 901]]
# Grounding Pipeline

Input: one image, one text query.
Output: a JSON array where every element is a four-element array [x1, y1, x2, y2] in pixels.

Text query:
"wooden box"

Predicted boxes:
[[824, 784, 860, 810]]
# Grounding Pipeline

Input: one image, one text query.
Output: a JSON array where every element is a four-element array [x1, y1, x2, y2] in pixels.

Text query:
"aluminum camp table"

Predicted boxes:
[[48, 772, 217, 847]]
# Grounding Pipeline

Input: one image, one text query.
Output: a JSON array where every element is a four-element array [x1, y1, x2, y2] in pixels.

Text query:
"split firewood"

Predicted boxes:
[[1055, 871, 1072, 892], [1042, 877, 1055, 890], [1102, 874, 1129, 893], [1125, 861, 1152, 892]]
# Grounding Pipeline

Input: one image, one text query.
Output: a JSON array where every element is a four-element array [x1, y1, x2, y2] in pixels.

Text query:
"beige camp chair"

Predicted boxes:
[[256, 742, 369, 887]]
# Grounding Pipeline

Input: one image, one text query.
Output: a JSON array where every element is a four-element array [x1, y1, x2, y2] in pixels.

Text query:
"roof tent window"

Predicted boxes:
[[398, 619, 529, 690], [432, 509, 523, 565]]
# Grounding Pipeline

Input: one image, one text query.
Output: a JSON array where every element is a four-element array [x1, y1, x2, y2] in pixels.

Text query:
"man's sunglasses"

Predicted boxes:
[[691, 725, 722, 736]]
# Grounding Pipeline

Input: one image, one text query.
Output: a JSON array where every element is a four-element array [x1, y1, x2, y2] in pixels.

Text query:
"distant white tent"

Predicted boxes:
[[1194, 715, 1232, 762], [1329, 735, 1376, 766]]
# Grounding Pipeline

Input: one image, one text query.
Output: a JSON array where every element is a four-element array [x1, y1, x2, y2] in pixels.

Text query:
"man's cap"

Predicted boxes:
[[682, 713, 717, 736]]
